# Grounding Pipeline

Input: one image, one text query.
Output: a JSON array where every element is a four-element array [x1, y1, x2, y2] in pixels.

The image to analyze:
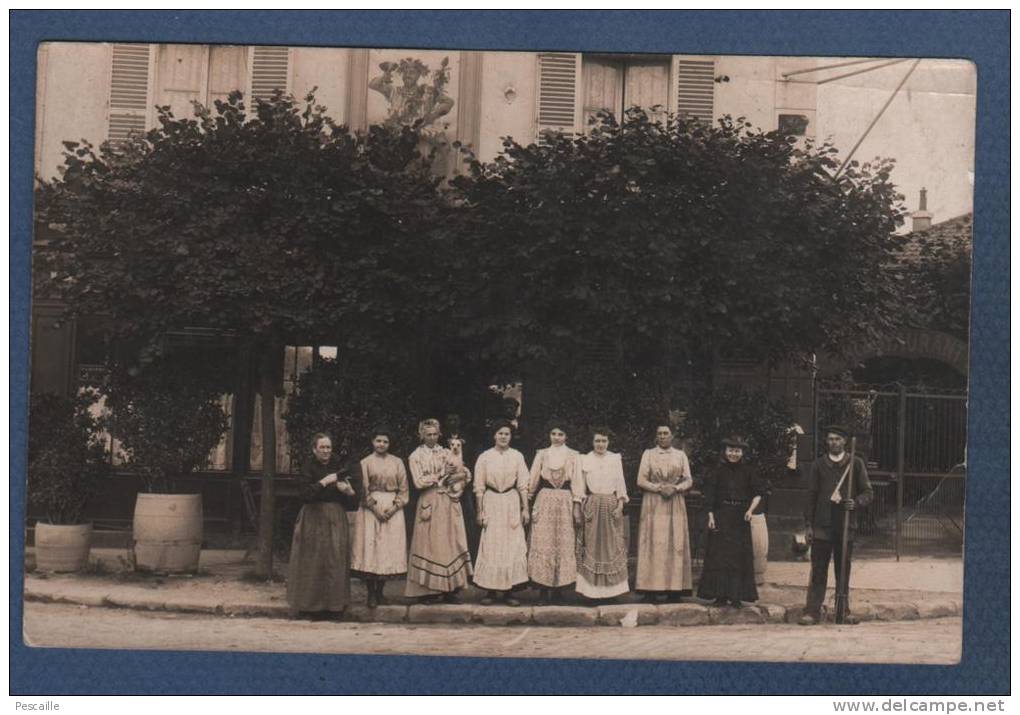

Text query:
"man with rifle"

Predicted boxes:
[[799, 424, 874, 626]]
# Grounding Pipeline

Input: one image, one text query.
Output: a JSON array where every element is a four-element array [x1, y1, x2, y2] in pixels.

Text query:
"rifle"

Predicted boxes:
[[834, 434, 857, 624]]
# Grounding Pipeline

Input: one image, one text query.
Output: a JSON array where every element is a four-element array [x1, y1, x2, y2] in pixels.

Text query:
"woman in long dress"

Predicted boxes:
[[635, 422, 694, 602], [527, 418, 579, 604], [286, 432, 361, 619], [573, 427, 630, 602], [350, 427, 409, 608], [473, 420, 531, 606], [404, 418, 473, 603], [697, 434, 765, 607]]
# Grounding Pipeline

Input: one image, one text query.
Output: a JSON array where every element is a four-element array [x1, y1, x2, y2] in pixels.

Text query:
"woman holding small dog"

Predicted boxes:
[[404, 418, 473, 603], [350, 427, 409, 608]]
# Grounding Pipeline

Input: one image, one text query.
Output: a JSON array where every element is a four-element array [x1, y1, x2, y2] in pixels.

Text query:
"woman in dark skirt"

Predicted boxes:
[[286, 432, 361, 619], [697, 434, 766, 607]]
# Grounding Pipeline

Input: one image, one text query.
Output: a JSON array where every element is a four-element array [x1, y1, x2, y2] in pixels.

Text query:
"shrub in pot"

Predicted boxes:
[[103, 351, 230, 573], [27, 390, 110, 572]]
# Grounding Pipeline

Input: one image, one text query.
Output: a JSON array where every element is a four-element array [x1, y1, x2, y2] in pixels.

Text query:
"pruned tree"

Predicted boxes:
[[35, 90, 452, 577], [449, 110, 909, 417]]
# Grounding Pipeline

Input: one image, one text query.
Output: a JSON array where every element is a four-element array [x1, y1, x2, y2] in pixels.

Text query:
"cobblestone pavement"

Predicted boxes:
[[23, 602, 961, 665]]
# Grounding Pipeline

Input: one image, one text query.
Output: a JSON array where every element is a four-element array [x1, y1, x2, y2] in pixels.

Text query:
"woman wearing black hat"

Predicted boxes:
[[697, 434, 767, 607]]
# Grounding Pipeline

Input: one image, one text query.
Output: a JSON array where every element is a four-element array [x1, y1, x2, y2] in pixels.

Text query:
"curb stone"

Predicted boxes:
[[472, 605, 532, 626], [657, 603, 710, 626], [708, 605, 765, 625], [349, 605, 409, 624], [531, 605, 599, 627], [407, 604, 473, 624], [915, 599, 959, 619], [597, 604, 658, 627], [24, 587, 960, 627]]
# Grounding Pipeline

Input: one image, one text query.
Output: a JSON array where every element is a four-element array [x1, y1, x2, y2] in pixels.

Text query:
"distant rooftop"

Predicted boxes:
[[900, 213, 973, 263]]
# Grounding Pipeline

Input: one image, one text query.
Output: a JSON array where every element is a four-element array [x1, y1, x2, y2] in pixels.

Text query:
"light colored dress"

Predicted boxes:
[[404, 444, 473, 596], [351, 453, 409, 578], [573, 450, 630, 598], [635, 446, 694, 592], [527, 445, 579, 587], [472, 446, 530, 591]]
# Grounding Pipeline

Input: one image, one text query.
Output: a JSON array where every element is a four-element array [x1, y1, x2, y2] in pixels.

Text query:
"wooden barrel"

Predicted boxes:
[[34, 522, 92, 572], [132, 494, 203, 573]]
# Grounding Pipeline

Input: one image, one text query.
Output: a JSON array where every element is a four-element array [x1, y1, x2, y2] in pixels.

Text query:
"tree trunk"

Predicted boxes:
[[254, 339, 282, 580]]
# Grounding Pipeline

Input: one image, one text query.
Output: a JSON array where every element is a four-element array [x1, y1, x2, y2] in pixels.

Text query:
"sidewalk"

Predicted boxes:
[[22, 548, 963, 628]]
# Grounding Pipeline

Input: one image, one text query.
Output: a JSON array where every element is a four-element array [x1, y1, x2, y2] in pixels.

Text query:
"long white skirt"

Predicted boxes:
[[351, 491, 407, 577], [472, 490, 529, 591]]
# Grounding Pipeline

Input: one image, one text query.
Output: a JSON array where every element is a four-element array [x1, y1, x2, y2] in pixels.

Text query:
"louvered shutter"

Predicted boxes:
[[536, 52, 581, 141], [249, 46, 290, 101], [107, 43, 151, 143], [671, 56, 716, 123]]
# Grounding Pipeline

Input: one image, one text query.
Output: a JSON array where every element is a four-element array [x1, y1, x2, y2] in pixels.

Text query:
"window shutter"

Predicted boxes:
[[536, 52, 581, 141], [249, 46, 291, 102], [671, 56, 716, 123], [107, 43, 151, 143]]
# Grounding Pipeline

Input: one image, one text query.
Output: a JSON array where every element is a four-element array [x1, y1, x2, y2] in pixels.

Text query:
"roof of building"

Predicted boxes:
[[899, 212, 973, 263]]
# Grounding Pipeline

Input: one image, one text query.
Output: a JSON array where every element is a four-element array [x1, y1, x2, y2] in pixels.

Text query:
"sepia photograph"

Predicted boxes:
[[22, 31, 978, 674]]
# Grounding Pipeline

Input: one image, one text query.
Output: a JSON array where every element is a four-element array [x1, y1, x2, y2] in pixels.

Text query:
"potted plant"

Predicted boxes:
[[104, 351, 230, 573], [27, 390, 110, 572]]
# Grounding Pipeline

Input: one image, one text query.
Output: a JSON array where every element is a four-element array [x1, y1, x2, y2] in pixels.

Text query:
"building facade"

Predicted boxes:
[[30, 44, 969, 546]]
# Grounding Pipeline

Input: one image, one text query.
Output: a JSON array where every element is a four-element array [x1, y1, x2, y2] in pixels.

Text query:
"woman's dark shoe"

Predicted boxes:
[[730, 600, 743, 608], [375, 582, 389, 606], [713, 598, 728, 607], [441, 591, 462, 605], [504, 596, 521, 607], [480, 591, 498, 606]]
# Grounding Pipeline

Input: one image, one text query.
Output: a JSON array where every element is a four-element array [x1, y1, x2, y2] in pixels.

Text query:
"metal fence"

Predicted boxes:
[[815, 382, 967, 558]]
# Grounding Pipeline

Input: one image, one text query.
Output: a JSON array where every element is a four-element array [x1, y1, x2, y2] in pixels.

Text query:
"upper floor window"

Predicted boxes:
[[155, 44, 249, 119], [582, 55, 671, 128]]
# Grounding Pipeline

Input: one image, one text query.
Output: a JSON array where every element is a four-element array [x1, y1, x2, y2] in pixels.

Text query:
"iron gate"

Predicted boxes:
[[814, 381, 967, 558]]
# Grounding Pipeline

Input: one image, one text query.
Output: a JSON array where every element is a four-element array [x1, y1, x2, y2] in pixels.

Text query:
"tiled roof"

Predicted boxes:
[[899, 213, 973, 263]]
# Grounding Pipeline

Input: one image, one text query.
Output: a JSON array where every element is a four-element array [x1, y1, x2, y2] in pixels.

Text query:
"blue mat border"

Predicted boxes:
[[10, 10, 1009, 695]]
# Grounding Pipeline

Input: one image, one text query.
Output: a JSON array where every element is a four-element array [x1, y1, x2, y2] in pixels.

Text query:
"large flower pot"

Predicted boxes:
[[34, 522, 93, 573], [132, 493, 203, 573]]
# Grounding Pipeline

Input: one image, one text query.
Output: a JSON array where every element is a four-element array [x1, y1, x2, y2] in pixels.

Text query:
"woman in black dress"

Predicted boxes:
[[697, 434, 766, 607], [286, 432, 361, 619]]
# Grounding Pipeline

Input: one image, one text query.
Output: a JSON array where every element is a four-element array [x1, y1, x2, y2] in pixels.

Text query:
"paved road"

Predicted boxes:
[[22, 603, 960, 665]]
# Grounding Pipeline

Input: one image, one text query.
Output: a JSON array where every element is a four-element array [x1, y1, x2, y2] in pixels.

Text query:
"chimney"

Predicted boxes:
[[912, 187, 933, 232]]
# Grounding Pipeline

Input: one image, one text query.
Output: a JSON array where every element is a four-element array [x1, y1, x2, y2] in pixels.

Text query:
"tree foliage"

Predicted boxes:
[[28, 390, 110, 524], [101, 352, 231, 493], [35, 90, 451, 362], [283, 356, 422, 473], [449, 109, 909, 381], [680, 385, 794, 485]]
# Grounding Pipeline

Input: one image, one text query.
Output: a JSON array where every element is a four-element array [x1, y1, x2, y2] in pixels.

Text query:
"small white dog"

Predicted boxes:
[[443, 437, 469, 499]]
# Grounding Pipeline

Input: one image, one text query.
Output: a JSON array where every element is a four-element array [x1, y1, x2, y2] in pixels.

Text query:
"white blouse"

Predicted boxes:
[[408, 444, 449, 489], [473, 447, 530, 498], [573, 451, 629, 503]]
